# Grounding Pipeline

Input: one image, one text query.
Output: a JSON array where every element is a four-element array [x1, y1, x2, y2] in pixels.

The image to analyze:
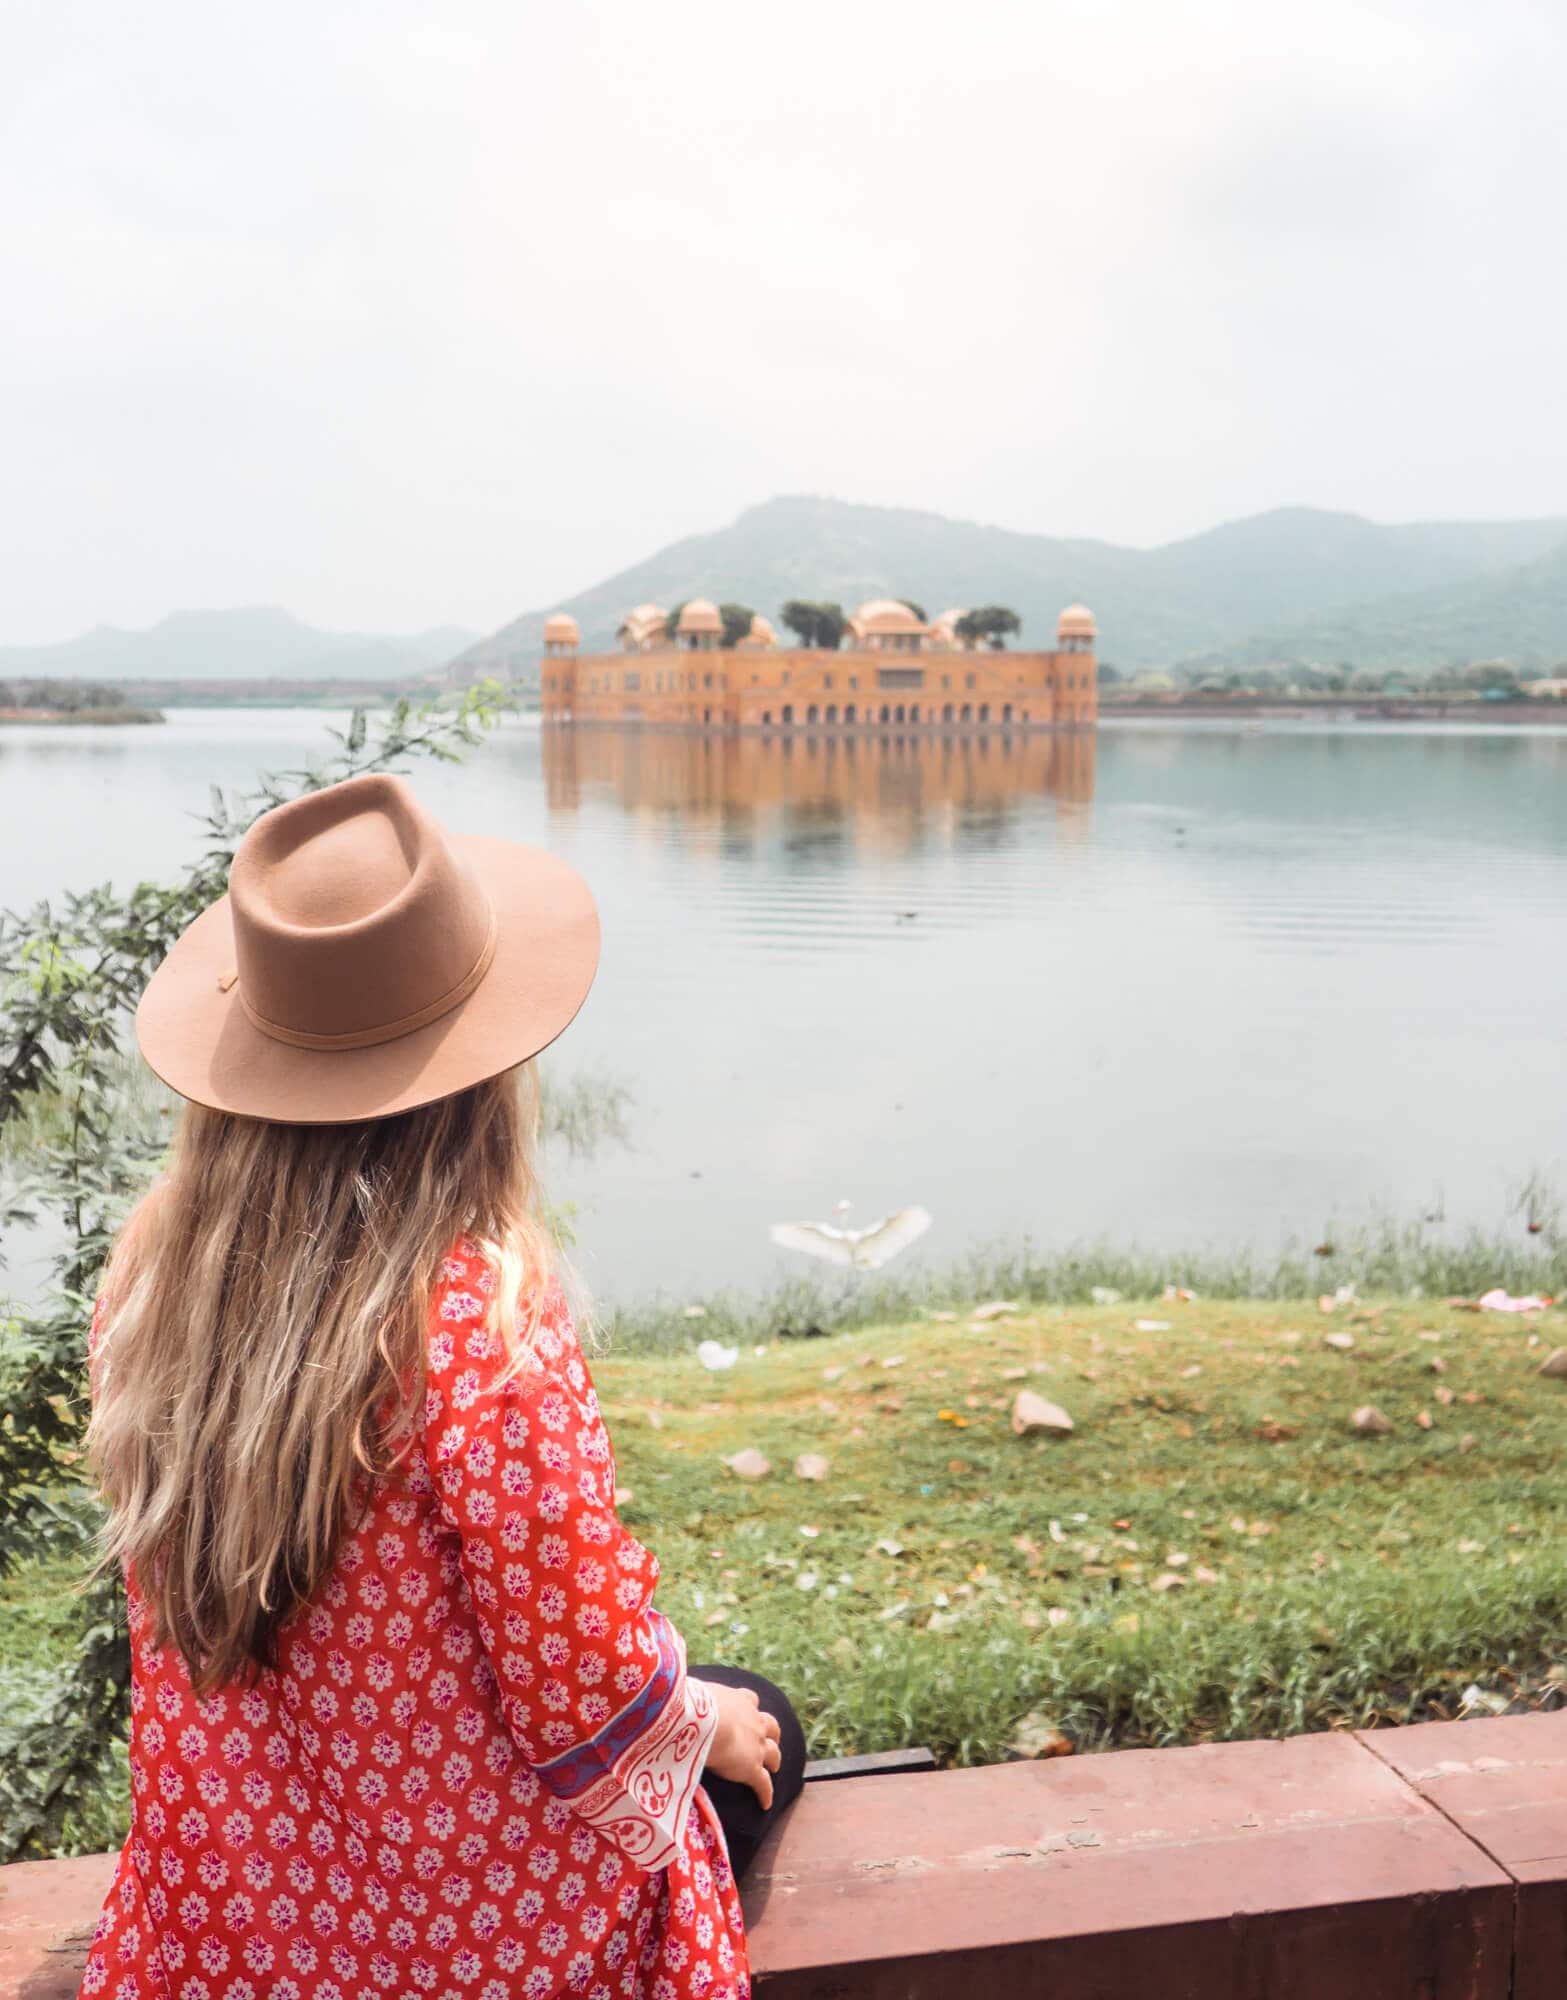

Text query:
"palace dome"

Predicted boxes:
[[851, 598, 926, 635], [676, 598, 723, 637], [1057, 603, 1097, 639], [746, 613, 778, 646], [618, 604, 669, 649], [543, 613, 580, 644]]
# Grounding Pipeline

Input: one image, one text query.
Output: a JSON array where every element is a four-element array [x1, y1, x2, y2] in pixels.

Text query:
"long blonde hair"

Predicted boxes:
[[88, 1066, 553, 1691]]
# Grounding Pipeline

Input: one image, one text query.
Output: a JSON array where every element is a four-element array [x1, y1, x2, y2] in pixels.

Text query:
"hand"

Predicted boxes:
[[702, 1681, 783, 1809]]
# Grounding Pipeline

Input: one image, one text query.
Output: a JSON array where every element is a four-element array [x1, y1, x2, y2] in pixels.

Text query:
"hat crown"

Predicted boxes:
[[229, 775, 495, 1048]]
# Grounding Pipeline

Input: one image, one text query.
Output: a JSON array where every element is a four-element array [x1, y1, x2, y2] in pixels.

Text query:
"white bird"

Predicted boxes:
[[769, 1203, 932, 1272], [696, 1339, 738, 1371]]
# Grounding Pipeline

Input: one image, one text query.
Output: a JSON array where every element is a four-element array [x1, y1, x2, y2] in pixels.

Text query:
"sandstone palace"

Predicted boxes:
[[539, 598, 1098, 733]]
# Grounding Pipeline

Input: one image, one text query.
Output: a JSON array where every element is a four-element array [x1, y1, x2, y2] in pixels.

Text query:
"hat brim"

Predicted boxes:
[[135, 835, 600, 1124]]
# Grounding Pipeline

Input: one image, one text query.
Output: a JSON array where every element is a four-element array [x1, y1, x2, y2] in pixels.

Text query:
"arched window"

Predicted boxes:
[[909, 703, 920, 722], [703, 706, 712, 724], [894, 703, 906, 724], [879, 703, 890, 724], [844, 702, 856, 723], [979, 703, 990, 723], [943, 702, 954, 723], [762, 710, 773, 726], [1002, 703, 1013, 723], [825, 703, 838, 723], [960, 703, 972, 723], [807, 704, 819, 724], [782, 704, 794, 724]]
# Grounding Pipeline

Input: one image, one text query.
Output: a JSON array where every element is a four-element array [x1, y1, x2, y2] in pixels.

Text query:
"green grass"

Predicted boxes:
[[597, 1296, 1567, 1762], [0, 1556, 129, 1856], [8, 1294, 1566, 1857]]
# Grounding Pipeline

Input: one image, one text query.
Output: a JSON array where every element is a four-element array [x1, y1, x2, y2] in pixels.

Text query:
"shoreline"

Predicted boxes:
[[600, 1216, 1563, 1354], [0, 707, 163, 727], [1101, 695, 1566, 725]]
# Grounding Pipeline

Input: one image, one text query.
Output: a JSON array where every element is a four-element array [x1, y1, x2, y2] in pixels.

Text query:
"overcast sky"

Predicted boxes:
[[5, 0, 1566, 641]]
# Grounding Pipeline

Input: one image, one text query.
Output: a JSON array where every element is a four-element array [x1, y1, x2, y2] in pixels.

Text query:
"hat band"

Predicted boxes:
[[237, 909, 499, 1053]]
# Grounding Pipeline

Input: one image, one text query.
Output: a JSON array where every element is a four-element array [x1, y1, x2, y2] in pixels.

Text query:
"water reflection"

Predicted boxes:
[[539, 727, 1096, 856], [5, 711, 1562, 1302]]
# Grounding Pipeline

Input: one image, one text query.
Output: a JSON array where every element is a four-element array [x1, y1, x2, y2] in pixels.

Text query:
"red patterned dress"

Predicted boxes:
[[84, 1240, 749, 2000]]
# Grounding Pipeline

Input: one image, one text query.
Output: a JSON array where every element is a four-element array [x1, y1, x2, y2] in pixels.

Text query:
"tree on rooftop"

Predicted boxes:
[[718, 604, 756, 649], [898, 600, 927, 623], [955, 606, 1021, 651], [779, 601, 845, 650]]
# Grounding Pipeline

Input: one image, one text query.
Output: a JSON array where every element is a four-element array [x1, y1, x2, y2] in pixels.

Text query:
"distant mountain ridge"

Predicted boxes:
[[452, 496, 1567, 679], [1189, 535, 1567, 673], [0, 607, 476, 682], [17, 500, 1567, 686]]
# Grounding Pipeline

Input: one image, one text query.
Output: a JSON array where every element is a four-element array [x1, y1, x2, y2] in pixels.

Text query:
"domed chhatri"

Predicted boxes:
[[674, 599, 723, 649], [540, 598, 1099, 736], [1057, 603, 1097, 651], [617, 604, 669, 653], [738, 613, 779, 650], [846, 599, 927, 652]]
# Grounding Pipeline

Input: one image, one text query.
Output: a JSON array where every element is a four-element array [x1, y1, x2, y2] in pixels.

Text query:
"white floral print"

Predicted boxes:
[[84, 1241, 746, 2000]]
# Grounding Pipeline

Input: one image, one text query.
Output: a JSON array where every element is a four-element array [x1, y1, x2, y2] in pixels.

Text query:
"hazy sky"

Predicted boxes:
[[6, 0, 1566, 641]]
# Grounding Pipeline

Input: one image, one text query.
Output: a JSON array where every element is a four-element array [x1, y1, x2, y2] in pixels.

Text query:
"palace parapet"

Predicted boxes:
[[540, 601, 1098, 732]]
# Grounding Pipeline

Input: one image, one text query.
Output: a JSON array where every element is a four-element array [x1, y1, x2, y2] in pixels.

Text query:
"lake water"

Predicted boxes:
[[3, 709, 1564, 1303]]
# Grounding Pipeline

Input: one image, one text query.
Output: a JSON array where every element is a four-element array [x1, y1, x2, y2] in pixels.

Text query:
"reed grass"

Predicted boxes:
[[600, 1206, 1564, 1355]]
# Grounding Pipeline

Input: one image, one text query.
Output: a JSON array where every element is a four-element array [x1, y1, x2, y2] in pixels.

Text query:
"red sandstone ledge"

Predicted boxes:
[[7, 1714, 1567, 2000]]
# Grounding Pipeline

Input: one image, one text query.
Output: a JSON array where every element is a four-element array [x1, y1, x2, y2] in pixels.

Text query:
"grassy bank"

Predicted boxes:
[[599, 1295, 1567, 1761], [7, 1292, 1566, 1854], [600, 1205, 1564, 1354]]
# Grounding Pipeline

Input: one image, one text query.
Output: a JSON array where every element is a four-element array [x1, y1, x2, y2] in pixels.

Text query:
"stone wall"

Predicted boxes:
[[541, 647, 1098, 732]]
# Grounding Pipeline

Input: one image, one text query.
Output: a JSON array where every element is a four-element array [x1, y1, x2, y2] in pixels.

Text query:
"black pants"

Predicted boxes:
[[688, 1664, 807, 1881]]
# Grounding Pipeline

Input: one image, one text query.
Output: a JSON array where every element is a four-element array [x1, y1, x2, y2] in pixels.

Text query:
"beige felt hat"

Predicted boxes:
[[136, 772, 600, 1124]]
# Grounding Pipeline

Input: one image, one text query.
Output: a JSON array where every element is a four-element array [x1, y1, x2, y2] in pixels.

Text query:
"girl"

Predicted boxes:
[[83, 772, 804, 2000]]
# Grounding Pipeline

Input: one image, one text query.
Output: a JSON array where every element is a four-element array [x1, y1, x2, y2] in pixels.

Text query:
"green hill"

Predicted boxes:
[[1194, 538, 1567, 673], [452, 496, 1567, 680], [0, 608, 476, 683]]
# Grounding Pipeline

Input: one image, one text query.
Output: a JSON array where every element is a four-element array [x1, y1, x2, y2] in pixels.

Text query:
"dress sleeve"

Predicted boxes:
[[420, 1247, 718, 1874]]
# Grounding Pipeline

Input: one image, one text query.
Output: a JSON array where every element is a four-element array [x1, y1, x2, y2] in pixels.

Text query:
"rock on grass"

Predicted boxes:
[[1011, 1390, 1074, 1437], [1351, 1405, 1393, 1435], [1006, 1709, 1074, 1759]]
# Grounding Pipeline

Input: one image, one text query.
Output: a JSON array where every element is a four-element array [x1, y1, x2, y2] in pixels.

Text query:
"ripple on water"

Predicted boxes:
[[3, 711, 1565, 1297]]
